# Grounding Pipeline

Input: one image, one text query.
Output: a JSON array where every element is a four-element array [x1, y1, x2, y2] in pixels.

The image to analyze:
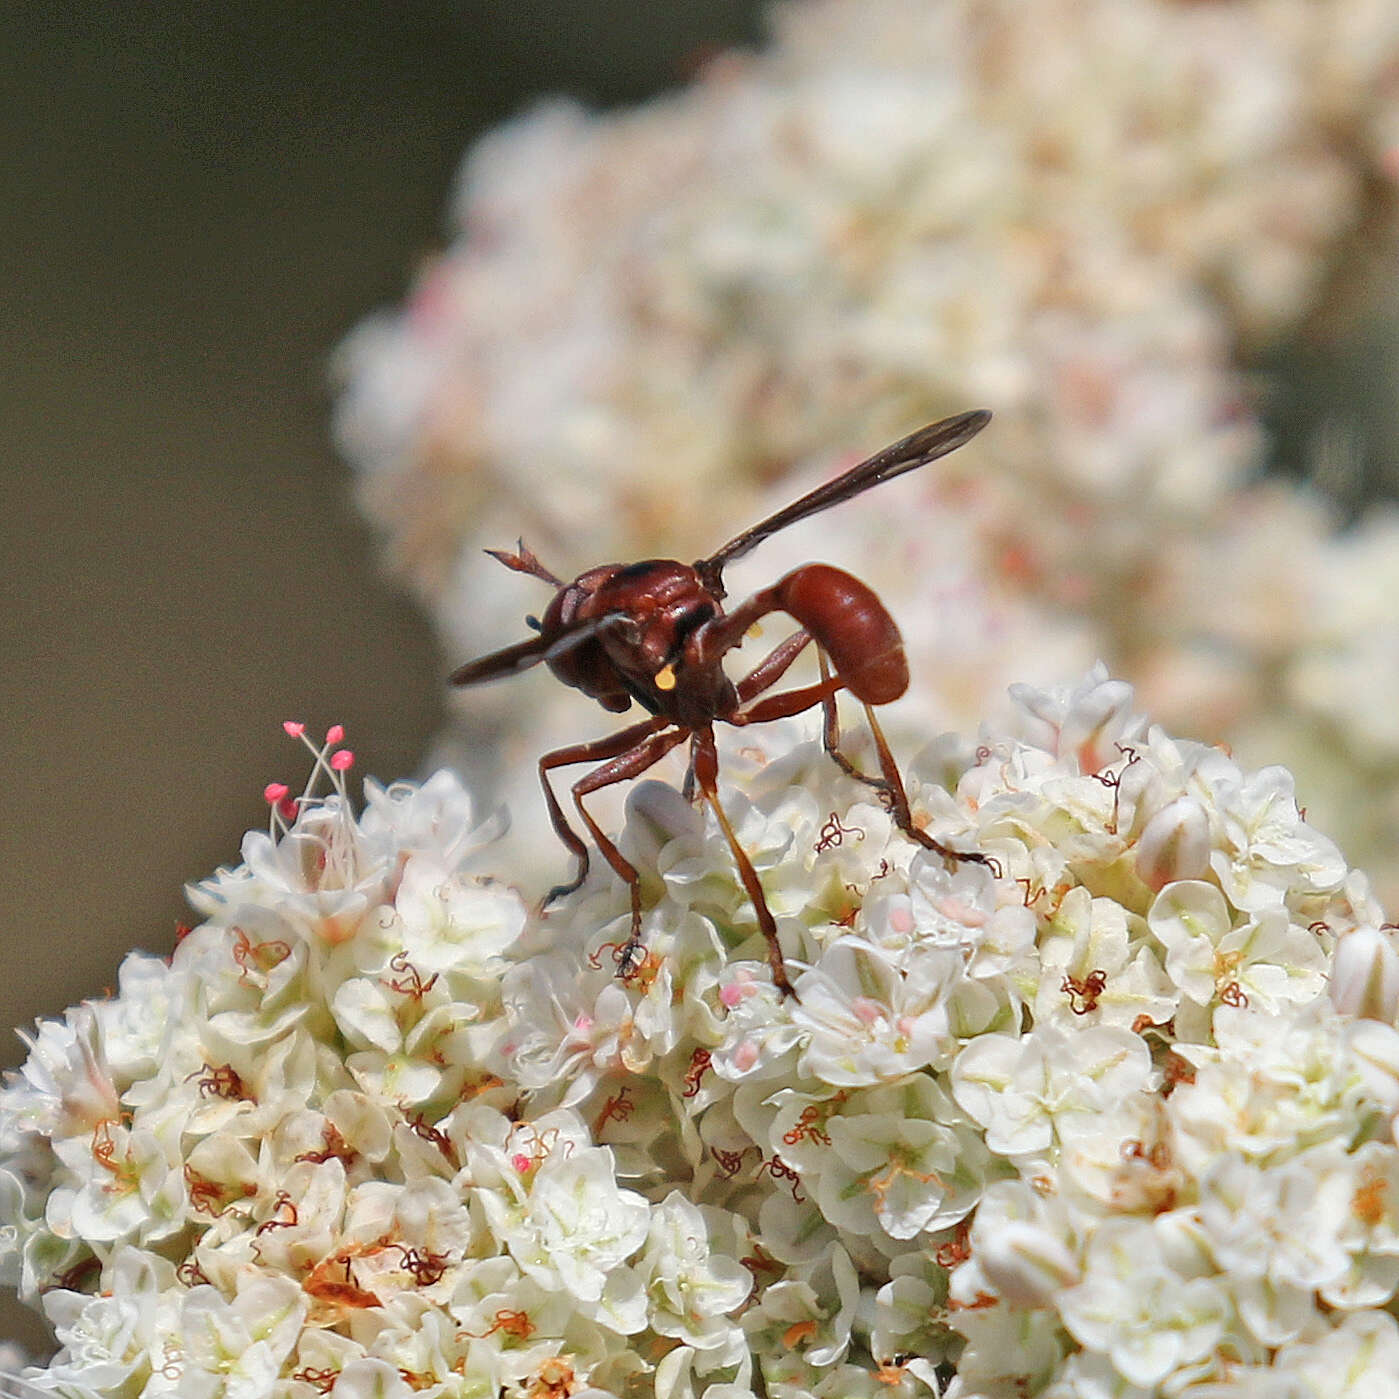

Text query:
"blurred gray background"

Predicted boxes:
[[0, 0, 763, 1350]]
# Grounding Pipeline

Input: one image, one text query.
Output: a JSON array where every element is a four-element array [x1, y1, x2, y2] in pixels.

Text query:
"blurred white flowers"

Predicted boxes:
[[333, 0, 1399, 900], [7, 674, 1399, 1395]]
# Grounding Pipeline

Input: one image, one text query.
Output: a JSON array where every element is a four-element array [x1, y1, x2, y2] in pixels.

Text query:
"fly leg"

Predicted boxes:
[[857, 703, 1000, 876], [690, 725, 802, 1000], [813, 649, 893, 796], [538, 717, 670, 906], [682, 629, 815, 801], [552, 726, 691, 976], [729, 655, 996, 877]]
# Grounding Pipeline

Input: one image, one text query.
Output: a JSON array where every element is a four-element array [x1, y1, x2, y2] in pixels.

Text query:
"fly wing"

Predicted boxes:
[[449, 635, 553, 687], [448, 614, 631, 687], [697, 408, 990, 583]]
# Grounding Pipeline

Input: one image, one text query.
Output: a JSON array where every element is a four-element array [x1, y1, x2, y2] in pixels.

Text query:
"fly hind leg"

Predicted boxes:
[[857, 703, 1000, 877], [732, 651, 997, 878], [813, 649, 895, 799]]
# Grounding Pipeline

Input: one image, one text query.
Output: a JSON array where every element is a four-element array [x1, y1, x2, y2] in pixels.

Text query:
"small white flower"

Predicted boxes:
[[31, 1248, 180, 1395], [1057, 1219, 1230, 1389], [1205, 765, 1348, 915], [1170, 1004, 1380, 1175], [1321, 1139, 1399, 1309], [493, 1143, 650, 1307], [1272, 1309, 1399, 1397], [394, 853, 527, 973], [5, 1005, 119, 1144], [769, 1076, 987, 1247], [1197, 1151, 1352, 1328], [963, 1181, 1081, 1310], [1008, 667, 1144, 775], [173, 1272, 307, 1393], [637, 1194, 751, 1350], [951, 1023, 1152, 1159], [791, 938, 964, 1086], [206, 800, 393, 945], [1033, 885, 1176, 1031], [359, 767, 491, 868], [1148, 880, 1327, 1014]]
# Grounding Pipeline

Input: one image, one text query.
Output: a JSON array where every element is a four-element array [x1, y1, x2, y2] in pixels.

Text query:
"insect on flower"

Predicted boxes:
[[451, 411, 997, 997]]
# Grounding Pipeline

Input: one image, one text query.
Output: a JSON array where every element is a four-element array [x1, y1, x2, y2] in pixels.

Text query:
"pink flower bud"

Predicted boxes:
[[1136, 796, 1211, 891], [1331, 926, 1399, 1022]]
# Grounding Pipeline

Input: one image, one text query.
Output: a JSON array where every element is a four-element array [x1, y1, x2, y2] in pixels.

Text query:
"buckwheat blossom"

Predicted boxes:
[[7, 675, 1399, 1394], [332, 0, 1399, 905]]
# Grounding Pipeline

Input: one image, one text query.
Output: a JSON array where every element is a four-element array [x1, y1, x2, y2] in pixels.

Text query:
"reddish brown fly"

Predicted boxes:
[[450, 410, 997, 998]]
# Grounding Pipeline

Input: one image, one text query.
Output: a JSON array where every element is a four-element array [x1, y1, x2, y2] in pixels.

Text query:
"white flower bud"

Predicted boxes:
[[1136, 796, 1212, 891], [625, 778, 703, 864], [1330, 926, 1399, 1022], [1345, 1019, 1399, 1111], [977, 1220, 1080, 1307]]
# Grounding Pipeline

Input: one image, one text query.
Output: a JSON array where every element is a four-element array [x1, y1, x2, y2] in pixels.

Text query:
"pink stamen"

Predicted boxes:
[[282, 721, 305, 738], [325, 724, 345, 744], [278, 797, 299, 821], [329, 750, 355, 772], [264, 782, 290, 804], [511, 1153, 533, 1174]]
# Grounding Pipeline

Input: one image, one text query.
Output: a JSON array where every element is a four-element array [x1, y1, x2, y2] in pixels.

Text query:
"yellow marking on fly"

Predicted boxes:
[[655, 664, 677, 691], [746, 623, 764, 641]]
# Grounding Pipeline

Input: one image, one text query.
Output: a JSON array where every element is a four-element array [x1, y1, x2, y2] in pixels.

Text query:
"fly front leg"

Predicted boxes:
[[682, 629, 815, 802], [563, 727, 691, 977], [538, 717, 670, 907], [690, 726, 799, 1000], [735, 629, 813, 704]]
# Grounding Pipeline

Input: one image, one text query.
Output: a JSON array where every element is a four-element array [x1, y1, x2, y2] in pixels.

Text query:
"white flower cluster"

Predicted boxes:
[[7, 674, 1399, 1396], [332, 0, 1399, 899]]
